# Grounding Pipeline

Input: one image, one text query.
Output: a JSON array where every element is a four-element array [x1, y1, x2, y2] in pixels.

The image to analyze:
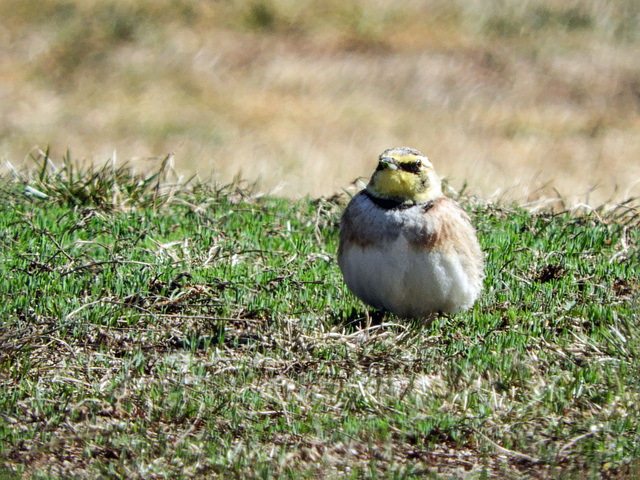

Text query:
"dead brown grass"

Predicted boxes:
[[0, 0, 639, 206]]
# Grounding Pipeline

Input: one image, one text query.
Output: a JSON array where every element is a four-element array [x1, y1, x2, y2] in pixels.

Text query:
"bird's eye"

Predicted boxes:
[[400, 161, 421, 174]]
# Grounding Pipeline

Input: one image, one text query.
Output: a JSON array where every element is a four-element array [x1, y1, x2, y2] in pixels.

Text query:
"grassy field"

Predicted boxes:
[[0, 154, 639, 479], [1, 0, 640, 205]]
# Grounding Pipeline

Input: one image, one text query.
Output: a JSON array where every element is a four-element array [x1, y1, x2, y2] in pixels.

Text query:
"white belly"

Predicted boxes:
[[340, 236, 480, 317]]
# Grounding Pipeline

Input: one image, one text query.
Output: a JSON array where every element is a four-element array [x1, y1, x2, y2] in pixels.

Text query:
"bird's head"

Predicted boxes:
[[367, 147, 442, 204]]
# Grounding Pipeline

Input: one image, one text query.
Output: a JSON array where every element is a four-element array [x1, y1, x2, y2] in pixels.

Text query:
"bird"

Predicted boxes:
[[338, 147, 483, 319]]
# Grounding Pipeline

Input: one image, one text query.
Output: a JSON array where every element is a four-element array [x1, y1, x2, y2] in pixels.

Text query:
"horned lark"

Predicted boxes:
[[338, 147, 483, 319]]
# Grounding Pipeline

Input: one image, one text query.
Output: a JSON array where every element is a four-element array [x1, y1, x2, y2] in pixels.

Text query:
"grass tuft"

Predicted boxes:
[[3, 148, 259, 213]]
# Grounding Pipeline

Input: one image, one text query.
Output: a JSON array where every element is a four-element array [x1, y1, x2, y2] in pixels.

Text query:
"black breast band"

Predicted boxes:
[[364, 190, 436, 212]]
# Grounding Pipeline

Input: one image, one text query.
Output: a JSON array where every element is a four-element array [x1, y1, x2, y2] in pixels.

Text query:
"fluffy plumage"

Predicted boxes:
[[338, 147, 483, 318]]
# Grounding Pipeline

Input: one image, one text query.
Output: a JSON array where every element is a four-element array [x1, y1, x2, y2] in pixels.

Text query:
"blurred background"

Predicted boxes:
[[1, 0, 639, 206]]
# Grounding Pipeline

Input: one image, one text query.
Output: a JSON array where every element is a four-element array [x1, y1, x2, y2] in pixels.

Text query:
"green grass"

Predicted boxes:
[[0, 153, 639, 479]]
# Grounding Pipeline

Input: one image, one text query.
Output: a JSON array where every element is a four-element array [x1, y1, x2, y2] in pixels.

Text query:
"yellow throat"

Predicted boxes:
[[367, 147, 442, 204]]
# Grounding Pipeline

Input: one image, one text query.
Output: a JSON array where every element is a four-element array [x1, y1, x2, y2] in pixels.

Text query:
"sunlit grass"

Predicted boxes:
[[0, 154, 638, 478]]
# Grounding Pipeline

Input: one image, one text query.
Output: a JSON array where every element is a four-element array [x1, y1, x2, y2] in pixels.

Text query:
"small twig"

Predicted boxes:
[[63, 300, 107, 323], [59, 260, 122, 276], [470, 427, 539, 464], [609, 226, 630, 264], [40, 335, 79, 361], [556, 431, 596, 461], [40, 229, 75, 262]]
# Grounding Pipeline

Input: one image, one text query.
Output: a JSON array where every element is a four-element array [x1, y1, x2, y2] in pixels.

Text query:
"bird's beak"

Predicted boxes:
[[379, 157, 398, 170]]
